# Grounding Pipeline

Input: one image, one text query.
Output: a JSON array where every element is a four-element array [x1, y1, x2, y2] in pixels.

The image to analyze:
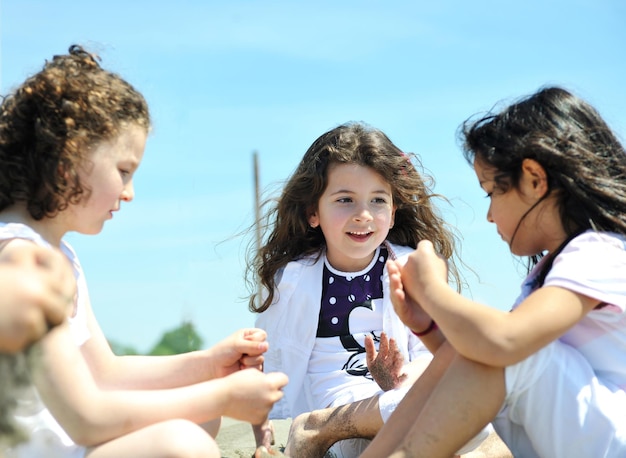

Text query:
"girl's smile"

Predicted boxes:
[[309, 163, 395, 272]]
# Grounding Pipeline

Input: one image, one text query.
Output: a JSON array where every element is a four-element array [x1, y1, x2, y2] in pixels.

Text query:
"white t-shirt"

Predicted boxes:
[[308, 247, 387, 409], [514, 230, 626, 390], [0, 223, 89, 458]]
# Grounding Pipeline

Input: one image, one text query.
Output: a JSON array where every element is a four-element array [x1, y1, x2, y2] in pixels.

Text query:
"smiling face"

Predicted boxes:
[[309, 163, 396, 272], [65, 124, 147, 235]]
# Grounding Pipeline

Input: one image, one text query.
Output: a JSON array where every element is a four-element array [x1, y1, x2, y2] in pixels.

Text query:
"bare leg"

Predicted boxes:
[[464, 430, 513, 458], [360, 341, 457, 457], [388, 354, 506, 458], [201, 417, 221, 437], [283, 395, 382, 458], [86, 419, 220, 458]]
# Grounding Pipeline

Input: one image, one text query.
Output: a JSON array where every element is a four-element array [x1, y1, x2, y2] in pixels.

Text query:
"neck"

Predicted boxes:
[[0, 205, 65, 247]]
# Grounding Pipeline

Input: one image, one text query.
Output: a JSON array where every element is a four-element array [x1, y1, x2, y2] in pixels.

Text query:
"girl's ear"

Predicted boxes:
[[521, 158, 548, 198], [390, 206, 396, 228], [308, 210, 320, 228]]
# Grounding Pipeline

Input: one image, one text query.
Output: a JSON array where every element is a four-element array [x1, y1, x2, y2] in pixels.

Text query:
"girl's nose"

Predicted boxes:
[[121, 181, 135, 202], [354, 205, 373, 222], [486, 205, 494, 223]]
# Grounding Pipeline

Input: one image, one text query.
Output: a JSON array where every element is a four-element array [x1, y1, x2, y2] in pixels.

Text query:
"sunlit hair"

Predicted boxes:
[[461, 86, 626, 268], [248, 121, 461, 312], [0, 45, 151, 219]]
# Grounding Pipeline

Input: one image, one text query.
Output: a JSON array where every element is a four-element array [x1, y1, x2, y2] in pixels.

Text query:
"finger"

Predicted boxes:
[[386, 259, 401, 276], [379, 332, 389, 355], [417, 239, 435, 253], [267, 371, 289, 389], [364, 335, 377, 366], [243, 328, 267, 342], [237, 338, 269, 357], [240, 354, 265, 369], [388, 337, 400, 355]]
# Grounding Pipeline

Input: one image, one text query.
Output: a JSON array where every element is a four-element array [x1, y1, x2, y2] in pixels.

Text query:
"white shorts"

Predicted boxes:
[[495, 340, 626, 457]]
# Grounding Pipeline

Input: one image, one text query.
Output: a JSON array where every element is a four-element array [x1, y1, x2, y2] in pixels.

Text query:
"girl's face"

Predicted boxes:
[[309, 163, 396, 272], [67, 125, 147, 235], [473, 157, 564, 256]]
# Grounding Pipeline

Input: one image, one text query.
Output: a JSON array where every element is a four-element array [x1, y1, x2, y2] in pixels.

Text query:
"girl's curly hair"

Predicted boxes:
[[0, 45, 150, 219]]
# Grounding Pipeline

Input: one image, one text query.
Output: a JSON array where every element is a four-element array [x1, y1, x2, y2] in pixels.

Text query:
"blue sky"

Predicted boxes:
[[1, 0, 625, 352]]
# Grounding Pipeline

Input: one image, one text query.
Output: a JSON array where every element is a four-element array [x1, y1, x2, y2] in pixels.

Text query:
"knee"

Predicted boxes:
[[152, 419, 220, 458], [201, 417, 222, 437]]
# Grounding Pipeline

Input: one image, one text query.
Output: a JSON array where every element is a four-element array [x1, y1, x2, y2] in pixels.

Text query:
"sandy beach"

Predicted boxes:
[[215, 417, 513, 458], [217, 418, 291, 458]]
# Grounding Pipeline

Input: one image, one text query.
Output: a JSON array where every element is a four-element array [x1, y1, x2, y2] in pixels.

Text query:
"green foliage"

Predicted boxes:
[[109, 341, 140, 356], [148, 322, 204, 355], [109, 321, 204, 356]]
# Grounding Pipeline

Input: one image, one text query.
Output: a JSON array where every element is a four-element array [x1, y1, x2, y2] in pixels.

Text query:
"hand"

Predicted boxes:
[[387, 259, 433, 334], [365, 332, 407, 391], [206, 328, 269, 378], [0, 242, 76, 353], [222, 369, 288, 425], [401, 240, 449, 304]]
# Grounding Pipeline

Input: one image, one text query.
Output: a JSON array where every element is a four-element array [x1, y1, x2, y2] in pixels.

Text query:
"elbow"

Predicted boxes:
[[62, 416, 107, 447], [55, 409, 125, 447]]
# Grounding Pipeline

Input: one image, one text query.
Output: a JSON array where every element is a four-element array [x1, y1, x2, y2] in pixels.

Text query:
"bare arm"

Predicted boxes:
[[79, 296, 268, 390], [397, 240, 599, 367], [28, 323, 288, 446]]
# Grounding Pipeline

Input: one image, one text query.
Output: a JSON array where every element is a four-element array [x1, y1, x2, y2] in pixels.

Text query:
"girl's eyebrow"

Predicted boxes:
[[329, 188, 391, 196], [329, 188, 355, 196], [121, 159, 140, 170]]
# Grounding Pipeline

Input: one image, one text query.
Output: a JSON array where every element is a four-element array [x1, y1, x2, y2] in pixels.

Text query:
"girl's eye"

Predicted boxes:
[[372, 197, 388, 204], [337, 197, 353, 203], [484, 192, 493, 199], [119, 169, 130, 178]]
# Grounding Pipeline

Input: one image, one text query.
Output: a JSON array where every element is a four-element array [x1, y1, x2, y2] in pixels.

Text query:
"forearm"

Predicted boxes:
[[413, 327, 446, 354], [30, 329, 228, 445], [411, 283, 515, 366], [79, 326, 220, 390], [43, 377, 228, 446], [99, 351, 217, 389]]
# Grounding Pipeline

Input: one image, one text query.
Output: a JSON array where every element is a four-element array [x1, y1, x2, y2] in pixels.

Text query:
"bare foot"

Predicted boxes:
[[284, 410, 335, 458], [255, 445, 286, 457]]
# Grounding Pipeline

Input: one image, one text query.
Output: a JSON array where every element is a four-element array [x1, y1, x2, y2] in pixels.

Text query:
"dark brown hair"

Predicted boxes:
[[461, 86, 626, 268], [248, 122, 460, 312]]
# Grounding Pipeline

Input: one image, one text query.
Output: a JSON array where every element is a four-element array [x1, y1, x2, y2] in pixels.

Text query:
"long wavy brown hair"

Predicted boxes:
[[248, 121, 461, 312]]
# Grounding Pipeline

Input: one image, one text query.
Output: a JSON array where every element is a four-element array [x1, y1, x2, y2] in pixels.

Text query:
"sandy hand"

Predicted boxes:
[[365, 332, 407, 390]]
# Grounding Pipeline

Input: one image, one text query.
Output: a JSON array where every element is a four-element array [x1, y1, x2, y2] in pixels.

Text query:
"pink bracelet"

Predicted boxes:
[[411, 319, 438, 337]]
